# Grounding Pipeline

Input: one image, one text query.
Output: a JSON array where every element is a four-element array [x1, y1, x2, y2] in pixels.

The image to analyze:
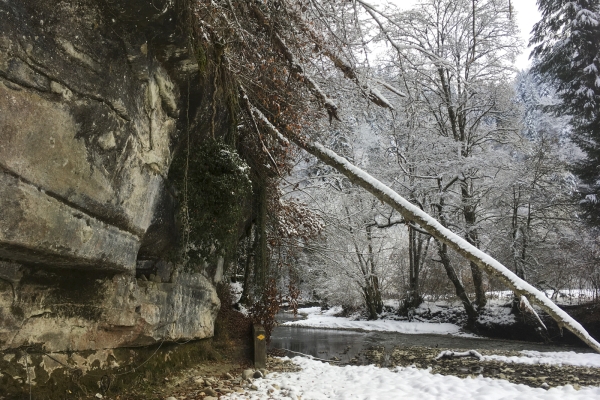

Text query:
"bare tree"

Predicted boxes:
[[365, 0, 522, 309]]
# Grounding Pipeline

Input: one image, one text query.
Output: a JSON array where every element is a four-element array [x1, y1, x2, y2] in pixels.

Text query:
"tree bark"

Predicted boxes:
[[405, 225, 424, 309]]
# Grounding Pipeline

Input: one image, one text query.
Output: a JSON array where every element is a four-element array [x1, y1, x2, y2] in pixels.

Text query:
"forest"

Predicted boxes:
[[177, 0, 600, 349]]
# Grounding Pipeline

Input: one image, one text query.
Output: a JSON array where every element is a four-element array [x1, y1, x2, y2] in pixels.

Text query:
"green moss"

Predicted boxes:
[[196, 44, 208, 78], [169, 140, 252, 272]]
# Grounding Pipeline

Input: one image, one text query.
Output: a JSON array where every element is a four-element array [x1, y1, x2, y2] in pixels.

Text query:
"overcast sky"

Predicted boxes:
[[380, 0, 541, 70]]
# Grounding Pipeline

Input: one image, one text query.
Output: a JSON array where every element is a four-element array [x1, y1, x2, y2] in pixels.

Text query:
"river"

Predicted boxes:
[[269, 312, 592, 365]]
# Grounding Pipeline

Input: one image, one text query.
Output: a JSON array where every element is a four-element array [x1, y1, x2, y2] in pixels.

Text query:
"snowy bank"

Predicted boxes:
[[282, 307, 476, 337], [484, 350, 600, 368], [222, 357, 600, 400]]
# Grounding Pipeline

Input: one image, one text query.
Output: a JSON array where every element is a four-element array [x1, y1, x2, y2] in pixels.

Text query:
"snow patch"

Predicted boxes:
[[222, 357, 600, 400], [284, 307, 475, 337], [484, 350, 600, 368]]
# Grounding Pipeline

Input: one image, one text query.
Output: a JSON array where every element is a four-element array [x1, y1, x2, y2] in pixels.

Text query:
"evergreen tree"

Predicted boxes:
[[530, 0, 600, 219]]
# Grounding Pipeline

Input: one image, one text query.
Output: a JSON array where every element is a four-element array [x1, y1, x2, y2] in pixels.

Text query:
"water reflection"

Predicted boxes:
[[269, 313, 591, 363]]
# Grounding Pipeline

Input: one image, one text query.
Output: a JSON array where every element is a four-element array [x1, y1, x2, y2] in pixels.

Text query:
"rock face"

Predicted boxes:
[[0, 0, 181, 270], [0, 262, 219, 352], [0, 0, 220, 369]]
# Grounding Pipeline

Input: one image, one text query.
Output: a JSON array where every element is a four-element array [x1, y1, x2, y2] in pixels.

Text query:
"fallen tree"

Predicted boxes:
[[243, 97, 600, 352], [297, 139, 600, 353]]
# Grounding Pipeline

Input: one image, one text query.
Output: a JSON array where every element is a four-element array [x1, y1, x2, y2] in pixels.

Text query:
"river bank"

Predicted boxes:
[[64, 301, 600, 399]]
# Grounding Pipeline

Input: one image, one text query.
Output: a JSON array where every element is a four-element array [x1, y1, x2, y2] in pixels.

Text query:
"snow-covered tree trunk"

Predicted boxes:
[[247, 95, 600, 350], [289, 136, 600, 353]]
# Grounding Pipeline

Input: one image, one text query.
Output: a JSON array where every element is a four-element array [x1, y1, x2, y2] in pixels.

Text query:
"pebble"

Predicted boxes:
[[165, 398, 177, 400], [250, 384, 258, 390], [204, 387, 217, 396], [205, 377, 216, 385], [193, 377, 204, 385], [95, 394, 103, 399], [242, 369, 254, 380], [253, 370, 264, 379]]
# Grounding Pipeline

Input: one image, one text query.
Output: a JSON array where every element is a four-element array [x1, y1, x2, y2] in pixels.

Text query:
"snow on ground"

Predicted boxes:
[[222, 357, 600, 400], [484, 350, 600, 368], [283, 307, 476, 337]]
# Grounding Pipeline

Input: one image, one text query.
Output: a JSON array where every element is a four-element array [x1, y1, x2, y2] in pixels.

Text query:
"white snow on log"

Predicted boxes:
[[368, 86, 395, 109], [520, 295, 548, 331], [435, 350, 484, 361], [250, 106, 290, 146]]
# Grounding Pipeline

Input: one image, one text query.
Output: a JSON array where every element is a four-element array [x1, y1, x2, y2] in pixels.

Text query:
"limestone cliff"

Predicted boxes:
[[0, 0, 224, 384]]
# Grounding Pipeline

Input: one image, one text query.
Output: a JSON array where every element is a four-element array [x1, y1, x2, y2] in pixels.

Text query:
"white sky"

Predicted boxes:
[[380, 0, 542, 70]]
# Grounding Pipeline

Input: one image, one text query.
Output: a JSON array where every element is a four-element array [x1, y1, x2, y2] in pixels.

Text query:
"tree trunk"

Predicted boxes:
[[435, 179, 479, 320], [362, 224, 383, 319], [405, 225, 423, 309], [437, 240, 478, 326], [363, 280, 383, 320], [462, 183, 487, 309]]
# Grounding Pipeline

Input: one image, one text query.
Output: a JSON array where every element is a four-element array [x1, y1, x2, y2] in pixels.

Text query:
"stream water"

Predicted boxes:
[[269, 313, 592, 364]]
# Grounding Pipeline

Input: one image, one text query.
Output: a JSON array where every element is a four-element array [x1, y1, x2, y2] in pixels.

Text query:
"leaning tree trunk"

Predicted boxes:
[[437, 240, 478, 327], [245, 95, 600, 353]]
